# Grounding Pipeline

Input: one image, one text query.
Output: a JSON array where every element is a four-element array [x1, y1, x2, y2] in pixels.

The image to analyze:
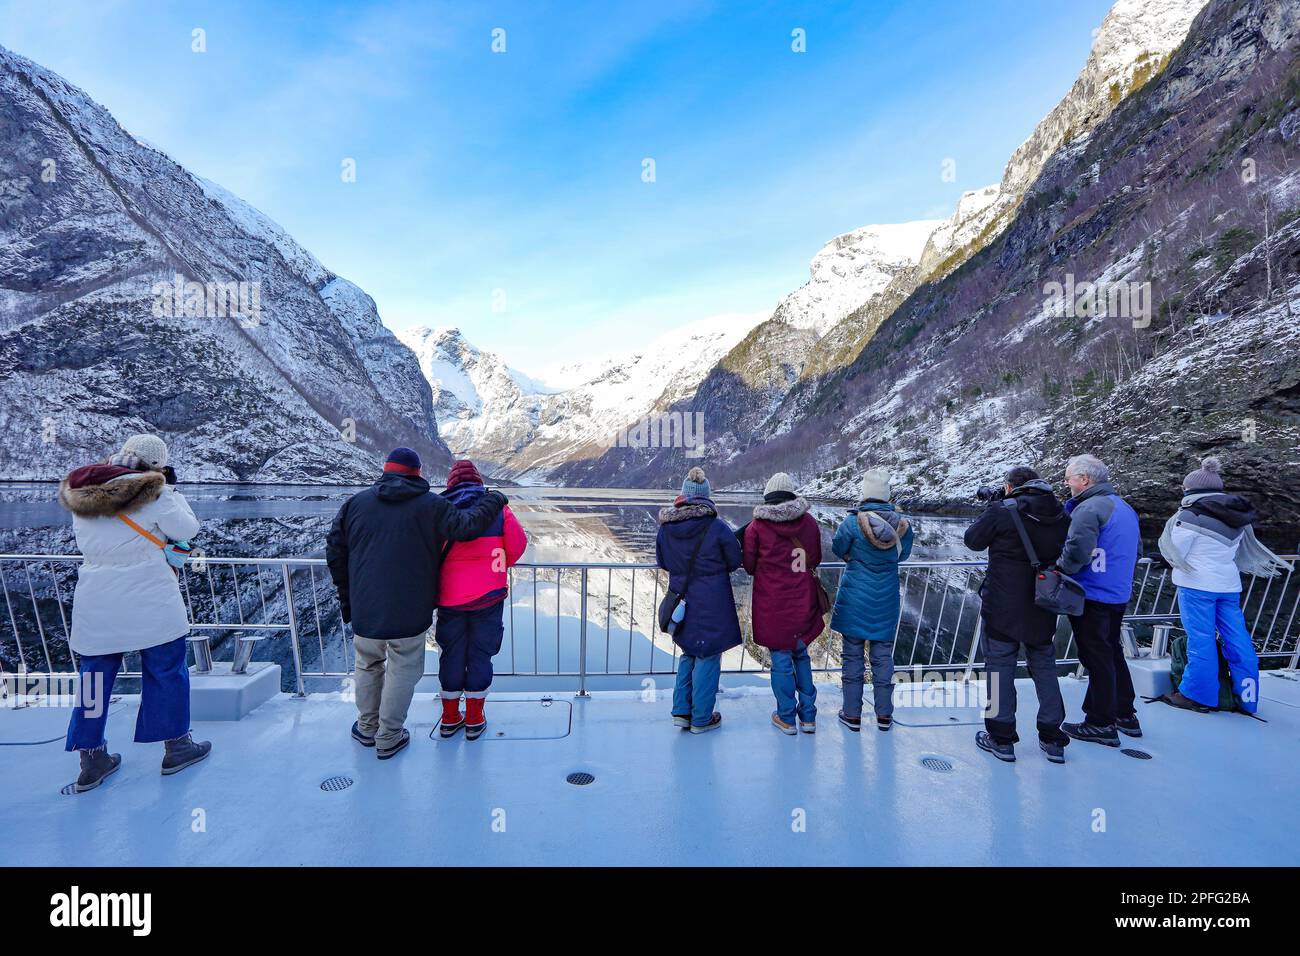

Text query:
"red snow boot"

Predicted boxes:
[[465, 697, 487, 741], [439, 697, 465, 739]]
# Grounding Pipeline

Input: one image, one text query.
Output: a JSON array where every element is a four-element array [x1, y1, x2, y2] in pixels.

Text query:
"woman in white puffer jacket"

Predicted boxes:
[[59, 434, 212, 792]]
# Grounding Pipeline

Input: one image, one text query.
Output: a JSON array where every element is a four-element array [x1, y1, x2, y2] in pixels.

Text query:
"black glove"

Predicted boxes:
[[161, 465, 177, 485], [484, 489, 509, 508]]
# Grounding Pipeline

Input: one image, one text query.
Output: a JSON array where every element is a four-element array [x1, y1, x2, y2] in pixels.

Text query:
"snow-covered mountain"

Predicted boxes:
[[0, 44, 449, 482], [558, 0, 1220, 497], [400, 313, 765, 479]]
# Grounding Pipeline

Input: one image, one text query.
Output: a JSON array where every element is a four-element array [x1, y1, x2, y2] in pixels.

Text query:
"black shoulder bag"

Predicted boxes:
[[658, 526, 710, 635], [1003, 499, 1087, 617]]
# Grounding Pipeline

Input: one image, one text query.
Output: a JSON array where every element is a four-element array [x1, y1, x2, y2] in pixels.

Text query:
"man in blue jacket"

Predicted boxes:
[[326, 448, 507, 759], [1055, 454, 1142, 747]]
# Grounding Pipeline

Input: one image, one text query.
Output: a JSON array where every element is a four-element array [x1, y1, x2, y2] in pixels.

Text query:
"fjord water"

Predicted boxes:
[[0, 483, 980, 561]]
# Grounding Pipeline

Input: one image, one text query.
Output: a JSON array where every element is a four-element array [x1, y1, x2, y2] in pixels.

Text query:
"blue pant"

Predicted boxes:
[[673, 652, 721, 727], [841, 637, 894, 719], [770, 641, 817, 724], [435, 601, 505, 696], [65, 636, 191, 751], [1177, 586, 1259, 714]]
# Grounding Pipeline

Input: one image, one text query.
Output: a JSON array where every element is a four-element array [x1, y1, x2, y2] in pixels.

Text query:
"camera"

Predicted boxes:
[[976, 485, 1005, 502]]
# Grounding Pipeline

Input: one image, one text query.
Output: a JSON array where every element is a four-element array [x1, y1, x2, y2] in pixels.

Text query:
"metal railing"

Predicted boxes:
[[2, 554, 1297, 697]]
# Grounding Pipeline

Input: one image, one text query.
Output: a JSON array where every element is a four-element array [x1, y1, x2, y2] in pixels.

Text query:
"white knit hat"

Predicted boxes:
[[764, 472, 796, 496], [859, 468, 891, 502], [113, 433, 169, 470]]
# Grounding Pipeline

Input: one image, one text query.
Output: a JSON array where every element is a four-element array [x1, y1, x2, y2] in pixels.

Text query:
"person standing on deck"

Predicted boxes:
[[1157, 457, 1287, 714], [742, 472, 825, 735], [435, 460, 527, 740], [1056, 454, 1142, 747], [963, 466, 1071, 764], [657, 467, 743, 734], [58, 434, 210, 793], [326, 448, 507, 760], [830, 469, 913, 733]]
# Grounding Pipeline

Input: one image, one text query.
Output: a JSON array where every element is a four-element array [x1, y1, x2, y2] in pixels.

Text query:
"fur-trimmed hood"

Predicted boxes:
[[856, 507, 909, 550], [752, 496, 809, 523], [58, 465, 165, 518], [658, 498, 717, 525]]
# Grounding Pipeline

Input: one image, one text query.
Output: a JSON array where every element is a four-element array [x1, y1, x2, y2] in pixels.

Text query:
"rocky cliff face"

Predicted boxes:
[[556, 0, 1213, 497], [0, 45, 449, 482], [797, 0, 1300, 537]]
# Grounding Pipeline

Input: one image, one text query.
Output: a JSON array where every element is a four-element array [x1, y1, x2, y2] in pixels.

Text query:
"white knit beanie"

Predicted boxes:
[[113, 433, 168, 471], [764, 472, 796, 496], [859, 468, 891, 502]]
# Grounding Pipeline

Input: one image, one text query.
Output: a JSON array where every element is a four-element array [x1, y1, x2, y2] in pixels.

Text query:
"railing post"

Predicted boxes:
[[281, 564, 307, 698], [962, 616, 982, 683], [576, 567, 590, 697], [1150, 623, 1173, 659]]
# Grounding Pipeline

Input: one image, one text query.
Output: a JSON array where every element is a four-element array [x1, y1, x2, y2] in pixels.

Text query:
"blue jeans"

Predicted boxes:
[[1178, 586, 1259, 713], [65, 636, 191, 751], [673, 653, 721, 727], [841, 637, 894, 719], [770, 641, 816, 723], [436, 601, 506, 697]]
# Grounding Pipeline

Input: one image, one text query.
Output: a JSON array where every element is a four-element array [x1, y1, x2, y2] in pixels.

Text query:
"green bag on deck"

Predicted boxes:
[[1168, 632, 1236, 711]]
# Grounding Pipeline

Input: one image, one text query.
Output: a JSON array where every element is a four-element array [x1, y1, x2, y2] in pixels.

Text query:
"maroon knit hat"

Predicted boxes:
[[446, 459, 484, 489]]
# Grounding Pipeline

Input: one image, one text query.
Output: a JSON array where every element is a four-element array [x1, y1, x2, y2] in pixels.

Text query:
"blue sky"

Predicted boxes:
[[2, 0, 1114, 369]]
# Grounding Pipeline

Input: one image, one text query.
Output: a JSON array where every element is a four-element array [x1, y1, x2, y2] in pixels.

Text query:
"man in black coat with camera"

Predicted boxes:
[[964, 466, 1071, 764]]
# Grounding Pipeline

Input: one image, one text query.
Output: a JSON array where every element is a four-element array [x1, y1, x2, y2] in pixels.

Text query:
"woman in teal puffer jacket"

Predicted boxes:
[[830, 469, 913, 732]]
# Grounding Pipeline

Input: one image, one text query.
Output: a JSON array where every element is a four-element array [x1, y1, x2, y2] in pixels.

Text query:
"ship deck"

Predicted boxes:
[[4, 672, 1299, 867]]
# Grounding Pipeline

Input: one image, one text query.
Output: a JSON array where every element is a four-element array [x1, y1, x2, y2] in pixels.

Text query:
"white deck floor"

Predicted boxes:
[[4, 672, 1299, 867]]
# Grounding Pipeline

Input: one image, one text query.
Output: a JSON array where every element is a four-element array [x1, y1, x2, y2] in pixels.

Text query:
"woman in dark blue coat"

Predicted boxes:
[[656, 467, 742, 734]]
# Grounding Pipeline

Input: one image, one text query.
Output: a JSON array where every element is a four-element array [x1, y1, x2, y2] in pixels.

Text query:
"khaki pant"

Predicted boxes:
[[353, 633, 426, 749]]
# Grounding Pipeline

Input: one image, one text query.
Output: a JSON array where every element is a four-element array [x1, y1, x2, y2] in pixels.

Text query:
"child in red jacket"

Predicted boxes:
[[436, 460, 527, 740]]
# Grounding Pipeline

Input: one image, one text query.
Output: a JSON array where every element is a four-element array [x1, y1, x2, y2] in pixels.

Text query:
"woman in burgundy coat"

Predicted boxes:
[[742, 473, 826, 734]]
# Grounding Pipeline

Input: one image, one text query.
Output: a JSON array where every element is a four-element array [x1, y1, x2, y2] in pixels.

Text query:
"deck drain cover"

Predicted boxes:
[[60, 783, 76, 795], [566, 772, 595, 786], [921, 756, 954, 773], [1120, 748, 1152, 760], [320, 775, 354, 792]]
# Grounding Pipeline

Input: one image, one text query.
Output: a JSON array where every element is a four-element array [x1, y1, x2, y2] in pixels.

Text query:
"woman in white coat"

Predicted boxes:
[[59, 434, 211, 792]]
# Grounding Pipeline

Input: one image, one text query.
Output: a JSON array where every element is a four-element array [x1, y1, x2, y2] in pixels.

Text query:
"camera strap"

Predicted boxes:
[[1002, 499, 1042, 570]]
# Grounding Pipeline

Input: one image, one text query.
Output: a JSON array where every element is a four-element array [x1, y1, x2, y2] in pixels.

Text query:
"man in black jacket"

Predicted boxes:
[[326, 448, 508, 758], [963, 466, 1071, 764]]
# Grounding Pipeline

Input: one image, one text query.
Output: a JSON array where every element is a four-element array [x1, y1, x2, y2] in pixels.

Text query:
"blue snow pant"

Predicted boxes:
[[673, 652, 721, 727], [841, 637, 894, 719], [65, 636, 190, 751], [435, 601, 505, 698], [770, 640, 817, 724], [1177, 586, 1259, 714]]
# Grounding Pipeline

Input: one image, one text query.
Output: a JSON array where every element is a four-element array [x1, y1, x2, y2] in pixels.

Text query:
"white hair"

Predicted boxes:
[[1066, 454, 1109, 483]]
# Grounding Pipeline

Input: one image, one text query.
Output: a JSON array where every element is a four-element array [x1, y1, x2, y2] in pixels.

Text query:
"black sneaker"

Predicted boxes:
[[837, 711, 862, 732], [1039, 740, 1066, 764], [351, 721, 376, 747], [1115, 715, 1143, 737], [976, 730, 1016, 762], [162, 733, 212, 775], [1062, 721, 1121, 747], [876, 715, 893, 732], [73, 747, 121, 793], [376, 728, 411, 759]]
